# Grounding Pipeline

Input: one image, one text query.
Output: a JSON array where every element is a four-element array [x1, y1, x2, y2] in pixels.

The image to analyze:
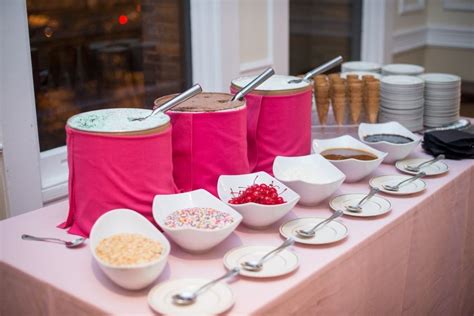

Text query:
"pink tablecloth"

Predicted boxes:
[[1, 145, 474, 315]]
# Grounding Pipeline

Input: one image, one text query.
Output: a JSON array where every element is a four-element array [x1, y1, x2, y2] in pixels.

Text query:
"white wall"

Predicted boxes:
[[191, 0, 288, 92], [392, 0, 474, 81]]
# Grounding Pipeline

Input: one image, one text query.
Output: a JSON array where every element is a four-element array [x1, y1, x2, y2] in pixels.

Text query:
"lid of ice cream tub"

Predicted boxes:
[[155, 92, 246, 113], [231, 74, 311, 95], [67, 108, 170, 134]]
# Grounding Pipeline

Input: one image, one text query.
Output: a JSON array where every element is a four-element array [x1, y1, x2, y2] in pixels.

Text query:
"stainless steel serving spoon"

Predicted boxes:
[[419, 119, 471, 134], [172, 267, 240, 306], [231, 67, 275, 101], [346, 188, 380, 213], [405, 154, 445, 172], [240, 238, 295, 272], [288, 55, 343, 84], [382, 172, 426, 192], [296, 210, 344, 238], [21, 234, 85, 248], [129, 84, 202, 121]]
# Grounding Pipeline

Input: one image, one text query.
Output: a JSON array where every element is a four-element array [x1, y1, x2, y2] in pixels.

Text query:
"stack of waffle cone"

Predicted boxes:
[[314, 75, 330, 125], [363, 77, 380, 123], [348, 80, 363, 124], [329, 74, 346, 125]]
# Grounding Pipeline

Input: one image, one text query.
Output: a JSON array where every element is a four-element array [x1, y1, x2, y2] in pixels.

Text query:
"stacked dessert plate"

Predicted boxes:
[[379, 75, 425, 131], [420, 73, 461, 127], [382, 64, 424, 76], [341, 61, 381, 73]]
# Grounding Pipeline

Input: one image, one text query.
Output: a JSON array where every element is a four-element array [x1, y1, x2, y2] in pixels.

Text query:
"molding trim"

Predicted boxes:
[[40, 146, 68, 203], [427, 25, 474, 49], [392, 26, 427, 54], [398, 0, 425, 15], [443, 0, 474, 11], [393, 24, 474, 54]]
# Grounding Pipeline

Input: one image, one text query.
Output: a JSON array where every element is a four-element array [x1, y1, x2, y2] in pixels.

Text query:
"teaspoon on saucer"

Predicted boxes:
[[345, 187, 379, 212], [172, 267, 240, 306], [240, 238, 294, 272], [296, 210, 344, 238], [382, 172, 426, 192]]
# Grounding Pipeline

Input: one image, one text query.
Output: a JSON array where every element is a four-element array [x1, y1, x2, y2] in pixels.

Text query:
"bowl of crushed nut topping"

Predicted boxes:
[[90, 209, 170, 290]]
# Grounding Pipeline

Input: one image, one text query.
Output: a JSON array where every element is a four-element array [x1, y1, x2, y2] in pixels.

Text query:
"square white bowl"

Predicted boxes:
[[217, 171, 300, 229], [272, 154, 345, 206], [312, 135, 387, 182], [89, 209, 171, 290], [153, 189, 242, 253], [358, 121, 421, 164]]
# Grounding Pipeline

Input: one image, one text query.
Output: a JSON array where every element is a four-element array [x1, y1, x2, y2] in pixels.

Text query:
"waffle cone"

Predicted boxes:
[[349, 101, 363, 124], [332, 100, 345, 125], [316, 101, 330, 125]]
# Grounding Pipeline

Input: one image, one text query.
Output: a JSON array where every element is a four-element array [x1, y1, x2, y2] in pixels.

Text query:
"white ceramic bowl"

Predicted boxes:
[[358, 121, 421, 164], [153, 189, 242, 253], [312, 135, 387, 183], [89, 209, 170, 290], [272, 154, 345, 206], [217, 171, 300, 229]]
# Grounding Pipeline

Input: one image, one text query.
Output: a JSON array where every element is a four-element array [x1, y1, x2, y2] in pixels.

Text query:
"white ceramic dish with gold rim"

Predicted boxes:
[[148, 278, 235, 315]]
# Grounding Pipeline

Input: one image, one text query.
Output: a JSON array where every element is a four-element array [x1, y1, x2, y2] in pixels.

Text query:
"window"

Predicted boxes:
[[289, 0, 362, 75], [27, 0, 192, 151]]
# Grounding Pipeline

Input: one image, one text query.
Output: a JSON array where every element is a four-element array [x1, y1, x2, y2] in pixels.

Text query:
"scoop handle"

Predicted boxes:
[[152, 84, 202, 115], [232, 67, 275, 101], [303, 56, 343, 81]]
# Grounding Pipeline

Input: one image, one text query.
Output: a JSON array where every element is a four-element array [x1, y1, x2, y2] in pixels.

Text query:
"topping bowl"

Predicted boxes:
[[273, 154, 345, 206], [89, 209, 170, 290], [358, 121, 421, 164], [217, 171, 300, 229], [313, 135, 387, 182], [153, 189, 242, 253]]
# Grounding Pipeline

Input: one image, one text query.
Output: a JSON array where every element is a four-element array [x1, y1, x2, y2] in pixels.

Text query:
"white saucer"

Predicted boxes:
[[279, 217, 348, 244], [369, 175, 426, 195], [223, 245, 299, 278], [395, 158, 449, 176], [330, 193, 392, 217], [148, 278, 235, 315]]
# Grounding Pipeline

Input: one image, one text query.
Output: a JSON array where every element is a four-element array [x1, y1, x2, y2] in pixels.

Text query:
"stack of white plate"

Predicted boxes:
[[341, 61, 381, 73], [379, 75, 425, 131], [382, 64, 424, 76], [420, 73, 461, 127]]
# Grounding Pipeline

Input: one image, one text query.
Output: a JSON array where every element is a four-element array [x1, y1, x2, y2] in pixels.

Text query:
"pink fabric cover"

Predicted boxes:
[[60, 126, 177, 237], [168, 107, 249, 196], [2, 147, 473, 315], [231, 86, 313, 174]]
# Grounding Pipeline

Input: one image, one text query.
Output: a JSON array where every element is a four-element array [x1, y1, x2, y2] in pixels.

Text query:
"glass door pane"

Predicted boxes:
[[27, 0, 191, 151], [289, 0, 362, 75]]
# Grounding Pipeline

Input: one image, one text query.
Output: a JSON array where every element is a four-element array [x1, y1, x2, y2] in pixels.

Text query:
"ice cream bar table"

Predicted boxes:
[[1, 144, 474, 315]]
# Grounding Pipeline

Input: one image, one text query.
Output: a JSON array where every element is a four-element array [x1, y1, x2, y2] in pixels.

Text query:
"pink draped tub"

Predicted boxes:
[[231, 83, 312, 174]]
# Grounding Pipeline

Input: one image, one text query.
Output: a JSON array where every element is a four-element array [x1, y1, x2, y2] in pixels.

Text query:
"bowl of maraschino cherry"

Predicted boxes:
[[217, 171, 300, 229]]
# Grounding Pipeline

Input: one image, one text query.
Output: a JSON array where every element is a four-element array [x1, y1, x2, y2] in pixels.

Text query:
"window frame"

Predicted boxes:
[[3, 0, 338, 216]]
